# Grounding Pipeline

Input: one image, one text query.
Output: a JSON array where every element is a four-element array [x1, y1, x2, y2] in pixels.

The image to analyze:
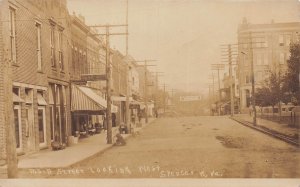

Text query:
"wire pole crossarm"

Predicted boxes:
[[89, 24, 128, 28], [92, 23, 129, 143], [143, 60, 156, 124]]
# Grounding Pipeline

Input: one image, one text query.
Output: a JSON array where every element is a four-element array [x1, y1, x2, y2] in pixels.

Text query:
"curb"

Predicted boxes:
[[230, 117, 299, 147]]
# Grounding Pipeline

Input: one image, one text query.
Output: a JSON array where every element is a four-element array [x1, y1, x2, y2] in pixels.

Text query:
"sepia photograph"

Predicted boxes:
[[0, 0, 300, 186]]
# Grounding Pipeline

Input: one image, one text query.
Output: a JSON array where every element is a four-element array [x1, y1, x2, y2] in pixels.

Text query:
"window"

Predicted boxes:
[[256, 71, 263, 82], [256, 53, 262, 65], [286, 35, 291, 46], [9, 7, 16, 63], [25, 88, 33, 104], [50, 25, 55, 67], [38, 107, 46, 147], [263, 53, 268, 65], [58, 29, 63, 71], [245, 74, 250, 84], [279, 53, 285, 64], [279, 34, 284, 46], [14, 105, 22, 149], [254, 37, 266, 48], [36, 22, 42, 71]]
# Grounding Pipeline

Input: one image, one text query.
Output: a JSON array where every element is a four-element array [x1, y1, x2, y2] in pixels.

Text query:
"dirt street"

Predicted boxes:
[[19, 116, 300, 178]]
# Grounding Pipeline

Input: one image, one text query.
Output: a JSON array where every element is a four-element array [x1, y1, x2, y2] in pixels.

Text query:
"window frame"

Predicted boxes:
[[9, 7, 17, 63], [13, 105, 22, 152], [36, 21, 42, 71], [38, 106, 47, 148], [50, 24, 56, 68]]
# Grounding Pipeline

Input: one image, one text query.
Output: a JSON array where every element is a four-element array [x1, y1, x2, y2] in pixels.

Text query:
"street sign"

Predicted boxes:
[[81, 74, 107, 81]]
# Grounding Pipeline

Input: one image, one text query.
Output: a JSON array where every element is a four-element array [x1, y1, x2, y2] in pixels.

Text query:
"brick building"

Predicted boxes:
[[237, 19, 300, 113], [68, 13, 108, 136], [0, 0, 70, 159]]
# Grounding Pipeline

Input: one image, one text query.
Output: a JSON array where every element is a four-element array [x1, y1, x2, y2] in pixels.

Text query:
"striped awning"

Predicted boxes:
[[71, 84, 118, 113]]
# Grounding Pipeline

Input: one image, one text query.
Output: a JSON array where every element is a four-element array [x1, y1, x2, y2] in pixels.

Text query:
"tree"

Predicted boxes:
[[255, 70, 287, 118], [256, 71, 284, 106], [283, 43, 300, 105], [255, 86, 272, 107]]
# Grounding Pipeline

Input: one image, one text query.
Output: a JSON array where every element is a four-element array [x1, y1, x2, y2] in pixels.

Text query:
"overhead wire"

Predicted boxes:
[[8, 0, 131, 74]]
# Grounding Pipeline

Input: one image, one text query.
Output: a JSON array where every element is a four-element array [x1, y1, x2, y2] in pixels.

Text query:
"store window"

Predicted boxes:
[[38, 107, 46, 146]]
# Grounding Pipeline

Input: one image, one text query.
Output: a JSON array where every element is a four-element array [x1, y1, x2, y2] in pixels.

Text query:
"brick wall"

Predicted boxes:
[[0, 1, 7, 164]]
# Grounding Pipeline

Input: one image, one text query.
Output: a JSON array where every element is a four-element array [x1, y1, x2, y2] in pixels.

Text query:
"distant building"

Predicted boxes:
[[237, 18, 300, 113], [179, 96, 202, 102]]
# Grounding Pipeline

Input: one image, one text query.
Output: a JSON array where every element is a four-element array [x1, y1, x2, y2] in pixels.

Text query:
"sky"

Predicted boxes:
[[67, 0, 300, 95]]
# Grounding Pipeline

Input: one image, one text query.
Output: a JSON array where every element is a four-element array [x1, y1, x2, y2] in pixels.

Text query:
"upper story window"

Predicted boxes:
[[245, 74, 250, 84], [9, 7, 17, 63], [36, 22, 42, 71], [263, 53, 268, 65], [254, 37, 267, 48], [255, 53, 262, 65], [279, 34, 284, 46], [50, 24, 56, 67], [285, 35, 291, 46], [58, 28, 64, 71]]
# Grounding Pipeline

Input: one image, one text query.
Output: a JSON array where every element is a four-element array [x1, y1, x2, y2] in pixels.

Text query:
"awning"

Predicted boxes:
[[111, 96, 133, 102], [37, 93, 47, 106], [71, 84, 118, 113], [13, 93, 24, 103]]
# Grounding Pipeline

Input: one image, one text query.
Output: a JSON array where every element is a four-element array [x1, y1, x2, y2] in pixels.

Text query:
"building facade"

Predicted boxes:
[[0, 0, 71, 161], [237, 19, 300, 112]]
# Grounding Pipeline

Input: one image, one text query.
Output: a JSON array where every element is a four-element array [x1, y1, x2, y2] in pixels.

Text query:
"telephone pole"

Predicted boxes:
[[143, 60, 156, 123], [211, 64, 225, 115], [239, 31, 265, 126], [135, 60, 156, 123], [126, 0, 129, 55], [90, 24, 128, 143], [3, 47, 18, 177], [221, 44, 238, 116], [163, 83, 166, 113], [154, 72, 164, 111]]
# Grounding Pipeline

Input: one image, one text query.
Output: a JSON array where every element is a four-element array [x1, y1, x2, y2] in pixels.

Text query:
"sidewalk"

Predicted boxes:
[[18, 118, 156, 169], [232, 114, 299, 138]]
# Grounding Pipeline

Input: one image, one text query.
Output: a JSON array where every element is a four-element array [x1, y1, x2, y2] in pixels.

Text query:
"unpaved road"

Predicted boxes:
[[19, 116, 300, 178]]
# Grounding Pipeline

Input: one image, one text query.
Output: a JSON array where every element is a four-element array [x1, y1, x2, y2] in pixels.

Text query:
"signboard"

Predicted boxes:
[[180, 96, 202, 102], [81, 74, 107, 81]]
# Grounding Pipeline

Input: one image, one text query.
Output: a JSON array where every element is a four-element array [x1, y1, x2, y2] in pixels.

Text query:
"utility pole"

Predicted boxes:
[[125, 0, 130, 133], [238, 31, 267, 125], [144, 61, 156, 123], [221, 44, 238, 116], [154, 72, 164, 111], [105, 26, 112, 143], [126, 0, 129, 55], [228, 45, 234, 116], [133, 60, 156, 124], [163, 83, 166, 113], [209, 73, 216, 115], [211, 64, 225, 115], [90, 24, 128, 143], [249, 32, 257, 126], [3, 48, 18, 177]]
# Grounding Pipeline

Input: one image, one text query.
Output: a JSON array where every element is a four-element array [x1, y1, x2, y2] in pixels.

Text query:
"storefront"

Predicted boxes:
[[71, 84, 118, 138]]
